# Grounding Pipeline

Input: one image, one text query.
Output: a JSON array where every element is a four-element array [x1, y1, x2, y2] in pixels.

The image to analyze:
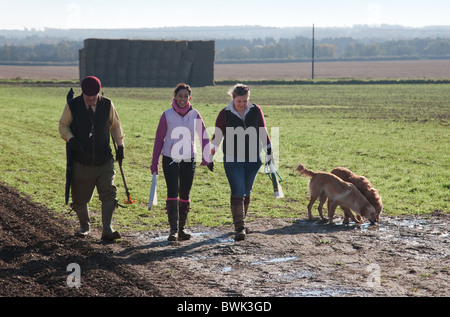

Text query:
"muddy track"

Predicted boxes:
[[0, 182, 449, 298]]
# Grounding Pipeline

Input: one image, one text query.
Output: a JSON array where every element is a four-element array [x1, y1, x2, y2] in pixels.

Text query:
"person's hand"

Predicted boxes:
[[265, 146, 274, 165], [150, 163, 158, 175], [207, 162, 214, 172], [116, 145, 124, 164], [69, 137, 84, 152]]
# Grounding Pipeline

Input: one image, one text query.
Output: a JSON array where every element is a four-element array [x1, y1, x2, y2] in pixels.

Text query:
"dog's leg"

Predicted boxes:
[[342, 207, 357, 224], [307, 191, 320, 220], [306, 181, 319, 220], [318, 192, 327, 221], [307, 198, 316, 220], [327, 200, 338, 224]]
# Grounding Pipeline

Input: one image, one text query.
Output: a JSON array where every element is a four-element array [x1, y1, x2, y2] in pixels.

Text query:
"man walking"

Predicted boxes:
[[59, 76, 124, 241]]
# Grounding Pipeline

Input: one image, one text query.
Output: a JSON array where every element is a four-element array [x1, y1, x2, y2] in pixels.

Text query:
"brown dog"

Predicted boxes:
[[331, 167, 383, 222], [296, 164, 378, 224]]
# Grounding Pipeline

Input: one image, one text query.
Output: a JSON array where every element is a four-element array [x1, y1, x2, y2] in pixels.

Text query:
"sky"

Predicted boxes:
[[0, 0, 449, 30]]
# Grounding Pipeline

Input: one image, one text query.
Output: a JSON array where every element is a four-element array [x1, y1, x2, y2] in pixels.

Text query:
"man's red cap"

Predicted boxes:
[[81, 76, 101, 96]]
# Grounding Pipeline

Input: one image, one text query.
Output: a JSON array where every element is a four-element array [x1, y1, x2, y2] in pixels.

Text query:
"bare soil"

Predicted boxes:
[[0, 65, 79, 81], [1, 182, 448, 298], [1, 59, 449, 82], [215, 59, 450, 80]]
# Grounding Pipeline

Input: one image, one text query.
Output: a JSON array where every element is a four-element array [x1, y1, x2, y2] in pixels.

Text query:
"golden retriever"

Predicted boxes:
[[296, 164, 378, 224], [331, 167, 383, 222]]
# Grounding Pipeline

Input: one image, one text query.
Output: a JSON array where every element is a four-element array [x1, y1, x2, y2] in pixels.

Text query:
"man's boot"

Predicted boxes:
[[178, 201, 192, 241], [231, 196, 246, 241], [101, 199, 121, 241], [166, 200, 179, 241], [72, 203, 90, 237]]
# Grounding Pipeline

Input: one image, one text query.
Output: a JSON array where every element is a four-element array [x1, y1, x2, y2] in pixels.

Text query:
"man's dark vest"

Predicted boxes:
[[224, 105, 261, 162], [68, 95, 113, 166]]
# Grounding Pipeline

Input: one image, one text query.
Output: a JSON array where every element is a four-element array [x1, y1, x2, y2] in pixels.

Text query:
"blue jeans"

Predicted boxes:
[[223, 159, 262, 197]]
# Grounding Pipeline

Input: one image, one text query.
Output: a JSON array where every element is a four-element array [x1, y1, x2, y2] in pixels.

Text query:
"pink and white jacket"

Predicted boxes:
[[150, 100, 211, 174]]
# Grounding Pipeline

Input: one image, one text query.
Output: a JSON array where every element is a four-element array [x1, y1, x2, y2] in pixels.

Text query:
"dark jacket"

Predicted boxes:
[[68, 95, 113, 166], [214, 103, 271, 163]]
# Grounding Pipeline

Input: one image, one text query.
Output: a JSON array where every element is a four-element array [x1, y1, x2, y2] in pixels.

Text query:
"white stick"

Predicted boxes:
[[148, 172, 158, 210]]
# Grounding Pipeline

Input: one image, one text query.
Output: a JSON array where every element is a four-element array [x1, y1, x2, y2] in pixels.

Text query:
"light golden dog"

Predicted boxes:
[[296, 164, 379, 224]]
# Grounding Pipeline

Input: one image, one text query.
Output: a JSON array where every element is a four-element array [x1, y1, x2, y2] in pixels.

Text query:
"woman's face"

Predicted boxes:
[[233, 94, 249, 112], [174, 89, 191, 108]]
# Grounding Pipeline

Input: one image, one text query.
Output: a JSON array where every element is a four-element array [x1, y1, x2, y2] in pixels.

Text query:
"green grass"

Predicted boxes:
[[0, 83, 448, 233]]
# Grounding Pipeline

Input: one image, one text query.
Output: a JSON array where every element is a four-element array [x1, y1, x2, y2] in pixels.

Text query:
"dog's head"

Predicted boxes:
[[295, 164, 305, 172], [361, 204, 379, 225]]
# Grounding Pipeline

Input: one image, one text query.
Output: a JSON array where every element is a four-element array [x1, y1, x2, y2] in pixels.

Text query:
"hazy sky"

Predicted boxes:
[[0, 0, 448, 30]]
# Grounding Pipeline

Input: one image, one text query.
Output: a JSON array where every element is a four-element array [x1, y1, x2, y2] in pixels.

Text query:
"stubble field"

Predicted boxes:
[[1, 59, 450, 81]]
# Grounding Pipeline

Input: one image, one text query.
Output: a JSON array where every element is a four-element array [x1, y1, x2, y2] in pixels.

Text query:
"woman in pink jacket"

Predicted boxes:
[[151, 83, 212, 241]]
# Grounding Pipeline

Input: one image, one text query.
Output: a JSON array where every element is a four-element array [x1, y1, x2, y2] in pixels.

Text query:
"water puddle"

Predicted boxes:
[[220, 256, 298, 273], [387, 218, 428, 230], [274, 270, 316, 282], [292, 287, 368, 297], [144, 230, 235, 245], [354, 222, 386, 232], [251, 256, 298, 266], [190, 231, 236, 244], [336, 217, 432, 233]]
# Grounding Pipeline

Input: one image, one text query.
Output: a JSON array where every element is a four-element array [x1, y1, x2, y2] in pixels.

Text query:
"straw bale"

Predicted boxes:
[[188, 40, 215, 51], [163, 41, 176, 50], [176, 41, 189, 51], [84, 39, 98, 49]]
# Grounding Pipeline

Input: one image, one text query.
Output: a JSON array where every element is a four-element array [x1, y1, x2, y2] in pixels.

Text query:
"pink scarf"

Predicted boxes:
[[172, 99, 191, 116]]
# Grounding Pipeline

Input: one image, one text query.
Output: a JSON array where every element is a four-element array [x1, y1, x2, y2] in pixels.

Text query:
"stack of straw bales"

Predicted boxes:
[[79, 39, 215, 87]]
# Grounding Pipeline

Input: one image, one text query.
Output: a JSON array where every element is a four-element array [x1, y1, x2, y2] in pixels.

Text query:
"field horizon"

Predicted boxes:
[[1, 59, 450, 83]]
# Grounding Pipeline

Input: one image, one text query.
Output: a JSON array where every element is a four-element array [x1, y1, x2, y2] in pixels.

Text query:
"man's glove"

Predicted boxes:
[[69, 137, 84, 152], [66, 88, 74, 102], [116, 145, 124, 165]]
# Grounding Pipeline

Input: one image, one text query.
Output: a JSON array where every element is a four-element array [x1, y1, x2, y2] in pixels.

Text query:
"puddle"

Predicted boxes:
[[220, 256, 299, 273], [282, 287, 371, 297], [191, 231, 236, 244], [335, 217, 434, 233], [354, 222, 386, 232], [274, 270, 316, 282], [387, 218, 428, 230], [251, 256, 298, 266], [143, 230, 235, 245]]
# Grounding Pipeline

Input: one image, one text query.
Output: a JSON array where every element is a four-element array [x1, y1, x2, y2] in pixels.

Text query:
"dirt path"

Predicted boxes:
[[0, 182, 448, 298]]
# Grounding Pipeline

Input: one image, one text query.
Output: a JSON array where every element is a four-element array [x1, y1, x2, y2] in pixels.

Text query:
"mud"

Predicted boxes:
[[0, 182, 448, 298]]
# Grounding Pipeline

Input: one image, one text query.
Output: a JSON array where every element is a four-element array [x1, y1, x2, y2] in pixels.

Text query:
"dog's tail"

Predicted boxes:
[[295, 164, 316, 178]]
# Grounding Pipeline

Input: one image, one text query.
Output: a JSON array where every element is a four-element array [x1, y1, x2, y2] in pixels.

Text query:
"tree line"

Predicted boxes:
[[0, 37, 449, 64], [216, 37, 450, 61], [0, 41, 81, 64]]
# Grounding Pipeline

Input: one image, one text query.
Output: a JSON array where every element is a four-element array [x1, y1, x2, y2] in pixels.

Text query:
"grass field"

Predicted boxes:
[[0, 83, 448, 232]]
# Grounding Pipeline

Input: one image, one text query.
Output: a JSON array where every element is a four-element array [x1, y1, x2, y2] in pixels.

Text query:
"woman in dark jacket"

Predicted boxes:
[[211, 84, 272, 241]]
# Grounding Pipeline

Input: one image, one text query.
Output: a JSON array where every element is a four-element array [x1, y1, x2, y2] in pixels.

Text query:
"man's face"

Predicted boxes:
[[83, 94, 98, 106]]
